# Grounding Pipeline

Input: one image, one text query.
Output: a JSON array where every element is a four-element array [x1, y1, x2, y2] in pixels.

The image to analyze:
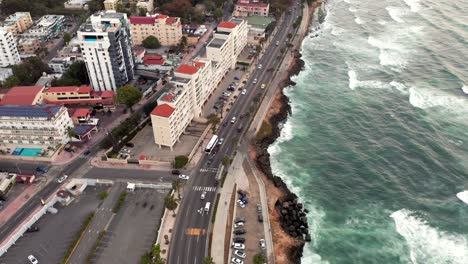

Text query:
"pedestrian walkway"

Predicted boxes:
[[67, 183, 123, 264]]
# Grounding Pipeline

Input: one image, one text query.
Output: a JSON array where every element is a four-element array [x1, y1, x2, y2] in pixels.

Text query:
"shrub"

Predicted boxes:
[[174, 155, 188, 169]]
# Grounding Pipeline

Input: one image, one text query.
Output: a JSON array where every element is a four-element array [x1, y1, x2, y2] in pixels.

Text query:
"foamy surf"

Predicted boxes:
[[386, 6, 406, 23], [408, 87, 468, 111], [462, 85, 468, 94], [391, 209, 468, 264], [404, 0, 422, 12], [456, 191, 468, 205], [367, 36, 407, 69]]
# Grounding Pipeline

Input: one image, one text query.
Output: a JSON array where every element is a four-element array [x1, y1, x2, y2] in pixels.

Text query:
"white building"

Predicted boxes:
[[21, 15, 65, 41], [48, 57, 76, 73], [78, 11, 135, 91], [0, 29, 21, 67], [0, 105, 73, 146]]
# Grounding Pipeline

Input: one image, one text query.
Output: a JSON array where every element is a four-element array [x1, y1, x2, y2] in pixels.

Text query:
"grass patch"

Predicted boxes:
[[85, 230, 106, 264], [113, 191, 127, 213], [211, 193, 221, 224], [60, 212, 95, 264], [256, 121, 273, 141]]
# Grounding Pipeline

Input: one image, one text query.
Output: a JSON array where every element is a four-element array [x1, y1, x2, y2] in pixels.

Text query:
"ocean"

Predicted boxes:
[[268, 0, 468, 263]]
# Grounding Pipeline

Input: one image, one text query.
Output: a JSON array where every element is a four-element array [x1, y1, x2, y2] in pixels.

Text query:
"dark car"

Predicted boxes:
[[125, 142, 134, 148], [233, 229, 246, 235], [36, 166, 49, 173], [83, 150, 91, 156], [212, 145, 220, 155], [233, 237, 245, 243], [258, 214, 264, 222], [172, 170, 180, 175], [26, 226, 39, 232]]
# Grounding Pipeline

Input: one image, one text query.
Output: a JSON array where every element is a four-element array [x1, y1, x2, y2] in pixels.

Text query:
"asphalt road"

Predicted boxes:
[[167, 3, 303, 263]]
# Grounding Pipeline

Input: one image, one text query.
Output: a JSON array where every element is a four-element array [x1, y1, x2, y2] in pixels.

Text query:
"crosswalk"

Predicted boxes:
[[200, 168, 218, 173], [192, 186, 217, 192]]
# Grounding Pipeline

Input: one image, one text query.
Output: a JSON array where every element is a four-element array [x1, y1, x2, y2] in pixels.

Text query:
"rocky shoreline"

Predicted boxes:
[[251, 50, 307, 263]]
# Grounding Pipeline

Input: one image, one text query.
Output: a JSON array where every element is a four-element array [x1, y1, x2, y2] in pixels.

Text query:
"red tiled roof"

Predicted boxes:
[[166, 17, 177, 25], [72, 108, 90, 118], [78, 86, 92, 93], [175, 64, 198, 75], [161, 94, 174, 101], [218, 21, 237, 29], [129, 16, 156, 24], [236, 2, 269, 8], [0, 86, 44, 106], [100, 91, 115, 98], [136, 49, 145, 55], [143, 54, 165, 65], [193, 61, 205, 68], [156, 14, 168, 19], [44, 98, 114, 106], [151, 104, 175, 118], [44, 86, 91, 94]]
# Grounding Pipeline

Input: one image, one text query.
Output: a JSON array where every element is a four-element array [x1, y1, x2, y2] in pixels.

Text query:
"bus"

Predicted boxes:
[[205, 135, 219, 154]]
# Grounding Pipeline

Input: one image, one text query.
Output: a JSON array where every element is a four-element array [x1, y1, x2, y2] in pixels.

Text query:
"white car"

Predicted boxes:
[[231, 117, 236, 123], [234, 250, 246, 259], [253, 78, 257, 84], [260, 238, 266, 250], [232, 243, 245, 250], [28, 255, 38, 264], [231, 257, 244, 264], [237, 200, 245, 208], [56, 175, 68, 183], [258, 64, 262, 69], [218, 138, 224, 145], [200, 191, 206, 200], [179, 174, 189, 180], [234, 222, 244, 228], [241, 89, 247, 95]]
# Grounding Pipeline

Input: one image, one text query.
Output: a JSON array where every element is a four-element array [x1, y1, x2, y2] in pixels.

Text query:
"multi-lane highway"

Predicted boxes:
[[167, 2, 303, 263]]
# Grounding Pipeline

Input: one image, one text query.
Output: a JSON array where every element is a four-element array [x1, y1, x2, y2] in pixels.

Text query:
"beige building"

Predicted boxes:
[[1, 12, 33, 36], [17, 38, 41, 55], [136, 0, 154, 13], [104, 0, 121, 10], [129, 14, 182, 47], [233, 0, 270, 17]]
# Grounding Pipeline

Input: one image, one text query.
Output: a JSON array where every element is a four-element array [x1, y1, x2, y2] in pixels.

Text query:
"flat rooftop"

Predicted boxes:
[[208, 38, 226, 48], [171, 76, 191, 84]]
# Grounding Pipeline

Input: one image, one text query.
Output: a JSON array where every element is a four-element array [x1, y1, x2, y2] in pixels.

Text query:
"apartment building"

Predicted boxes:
[[78, 11, 134, 91], [206, 19, 248, 84], [0, 29, 21, 67], [48, 57, 76, 73], [129, 14, 182, 47], [136, 0, 154, 13], [17, 38, 41, 55], [104, 0, 120, 10], [233, 0, 270, 17], [21, 15, 65, 41], [0, 104, 73, 146], [1, 12, 33, 36]]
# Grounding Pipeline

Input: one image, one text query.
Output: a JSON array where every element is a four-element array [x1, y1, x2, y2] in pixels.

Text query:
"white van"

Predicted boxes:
[[204, 202, 211, 212], [276, 41, 280, 46]]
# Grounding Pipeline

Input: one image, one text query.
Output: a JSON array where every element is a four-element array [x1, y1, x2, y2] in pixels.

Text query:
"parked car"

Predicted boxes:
[[241, 89, 247, 95], [231, 257, 244, 264], [26, 226, 39, 233], [234, 222, 244, 228], [234, 250, 246, 259], [28, 255, 38, 264], [234, 76, 240, 80], [56, 175, 68, 183], [125, 142, 134, 147], [179, 174, 189, 180], [83, 150, 91, 156], [258, 64, 263, 69], [233, 237, 245, 243], [172, 170, 180, 175], [260, 239, 266, 250], [233, 229, 246, 235], [253, 78, 257, 84], [200, 191, 206, 200], [234, 217, 245, 224], [257, 203, 262, 213], [232, 242, 245, 250], [36, 166, 49, 173], [258, 214, 264, 222], [231, 117, 236, 123], [237, 200, 245, 208]]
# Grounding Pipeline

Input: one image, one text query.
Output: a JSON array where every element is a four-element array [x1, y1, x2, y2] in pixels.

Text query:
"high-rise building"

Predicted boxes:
[[0, 29, 21, 67], [77, 11, 135, 91]]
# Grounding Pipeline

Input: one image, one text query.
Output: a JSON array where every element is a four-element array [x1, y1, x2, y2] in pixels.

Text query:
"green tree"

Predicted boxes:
[[213, 8, 223, 20], [116, 3, 125, 13], [67, 126, 78, 141], [130, 3, 137, 14], [63, 32, 72, 45], [117, 85, 142, 111], [142, 35, 161, 49], [207, 114, 220, 133], [2, 76, 20, 88], [221, 156, 230, 166], [51, 61, 89, 87], [180, 36, 188, 48], [253, 253, 265, 264], [87, 0, 104, 13], [174, 155, 189, 169], [151, 244, 165, 264], [139, 8, 147, 16], [12, 57, 51, 85], [202, 256, 215, 264], [164, 194, 178, 216], [172, 179, 182, 200]]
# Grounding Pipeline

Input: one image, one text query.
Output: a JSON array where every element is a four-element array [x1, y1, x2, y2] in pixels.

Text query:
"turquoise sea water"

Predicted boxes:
[[269, 0, 468, 263]]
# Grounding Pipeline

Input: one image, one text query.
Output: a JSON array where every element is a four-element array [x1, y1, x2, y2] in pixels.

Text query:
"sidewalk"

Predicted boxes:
[[157, 190, 180, 259]]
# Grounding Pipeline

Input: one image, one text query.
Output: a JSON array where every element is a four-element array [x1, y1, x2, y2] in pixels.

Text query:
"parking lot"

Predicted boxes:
[[0, 186, 107, 264], [126, 123, 207, 162], [93, 189, 168, 264], [229, 161, 268, 263]]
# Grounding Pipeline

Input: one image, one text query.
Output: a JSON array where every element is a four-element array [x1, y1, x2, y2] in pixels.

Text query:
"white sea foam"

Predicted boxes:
[[408, 86, 468, 111], [457, 191, 468, 205], [390, 81, 409, 94], [348, 70, 358, 90], [386, 6, 406, 23], [354, 17, 364, 25], [368, 36, 407, 69], [462, 85, 468, 94], [331, 26, 346, 36], [391, 209, 468, 264], [349, 7, 357, 13], [348, 69, 405, 92], [403, 0, 422, 12]]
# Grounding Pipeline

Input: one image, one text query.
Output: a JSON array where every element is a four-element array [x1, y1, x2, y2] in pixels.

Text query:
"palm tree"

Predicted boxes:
[[202, 256, 214, 264], [164, 194, 178, 216], [172, 179, 182, 200], [67, 126, 78, 142]]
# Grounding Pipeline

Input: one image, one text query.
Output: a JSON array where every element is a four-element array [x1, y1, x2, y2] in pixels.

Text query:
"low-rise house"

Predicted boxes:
[[42, 86, 115, 106], [0, 86, 44, 106], [21, 15, 65, 41], [17, 38, 41, 55], [233, 0, 270, 17], [48, 57, 75, 73]]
